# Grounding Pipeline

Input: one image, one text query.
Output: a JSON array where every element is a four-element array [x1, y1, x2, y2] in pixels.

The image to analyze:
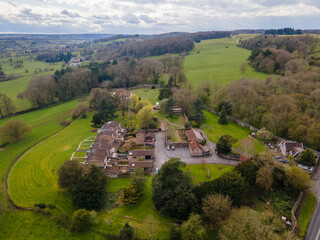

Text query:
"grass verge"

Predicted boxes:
[[298, 192, 317, 239]]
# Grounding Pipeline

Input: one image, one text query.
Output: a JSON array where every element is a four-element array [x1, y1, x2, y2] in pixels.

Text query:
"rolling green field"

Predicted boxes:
[[8, 113, 96, 214], [184, 37, 267, 86], [0, 57, 62, 111], [1, 57, 61, 77], [298, 192, 317, 239], [201, 110, 265, 152], [183, 164, 234, 184]]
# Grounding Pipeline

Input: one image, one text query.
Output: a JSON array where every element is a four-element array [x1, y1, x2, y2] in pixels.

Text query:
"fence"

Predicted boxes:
[[291, 191, 304, 235]]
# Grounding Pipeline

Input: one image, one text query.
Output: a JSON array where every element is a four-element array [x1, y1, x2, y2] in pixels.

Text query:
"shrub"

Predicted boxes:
[[34, 203, 46, 209], [70, 209, 91, 232], [119, 222, 134, 240], [51, 213, 71, 230]]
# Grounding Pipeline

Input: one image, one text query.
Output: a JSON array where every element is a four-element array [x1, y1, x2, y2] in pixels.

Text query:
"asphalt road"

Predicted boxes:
[[306, 202, 320, 240], [306, 167, 320, 240]]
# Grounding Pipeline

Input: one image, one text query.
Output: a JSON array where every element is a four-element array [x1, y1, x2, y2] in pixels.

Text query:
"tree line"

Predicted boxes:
[[20, 54, 184, 107], [36, 52, 73, 63], [264, 28, 302, 35]]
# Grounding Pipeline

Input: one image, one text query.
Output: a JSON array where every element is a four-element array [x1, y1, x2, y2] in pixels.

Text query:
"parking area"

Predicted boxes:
[[153, 131, 238, 172]]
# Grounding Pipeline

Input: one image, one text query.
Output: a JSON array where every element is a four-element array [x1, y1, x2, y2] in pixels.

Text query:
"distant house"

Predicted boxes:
[[279, 140, 303, 157]]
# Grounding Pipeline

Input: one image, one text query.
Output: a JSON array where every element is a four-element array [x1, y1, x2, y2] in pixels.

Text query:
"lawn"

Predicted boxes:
[[298, 192, 317, 239], [183, 164, 234, 184], [201, 110, 265, 153], [107, 178, 132, 193], [184, 37, 267, 86], [157, 111, 185, 127], [8, 113, 96, 214], [131, 87, 160, 105]]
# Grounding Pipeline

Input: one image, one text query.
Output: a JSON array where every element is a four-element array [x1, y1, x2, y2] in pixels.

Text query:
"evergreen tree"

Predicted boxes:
[[165, 97, 175, 116], [168, 76, 174, 87], [190, 98, 205, 123], [72, 165, 107, 210], [216, 135, 237, 155], [152, 158, 198, 220], [298, 149, 316, 166], [218, 107, 228, 125], [119, 222, 134, 240]]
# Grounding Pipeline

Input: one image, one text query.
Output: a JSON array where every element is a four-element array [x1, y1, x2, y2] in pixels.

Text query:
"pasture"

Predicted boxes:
[[0, 57, 62, 111], [184, 37, 267, 86], [8, 113, 96, 213]]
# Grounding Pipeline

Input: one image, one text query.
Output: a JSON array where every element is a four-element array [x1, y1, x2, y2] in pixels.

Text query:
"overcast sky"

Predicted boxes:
[[0, 0, 319, 34]]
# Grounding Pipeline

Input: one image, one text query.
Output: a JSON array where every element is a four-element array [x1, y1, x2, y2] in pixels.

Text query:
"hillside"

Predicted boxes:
[[184, 37, 268, 86]]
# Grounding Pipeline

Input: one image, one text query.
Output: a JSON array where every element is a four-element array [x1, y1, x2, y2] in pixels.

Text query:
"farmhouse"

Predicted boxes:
[[278, 140, 303, 157], [186, 129, 210, 157]]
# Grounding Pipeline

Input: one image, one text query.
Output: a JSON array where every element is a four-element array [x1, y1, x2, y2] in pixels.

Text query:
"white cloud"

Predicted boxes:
[[0, 0, 319, 33]]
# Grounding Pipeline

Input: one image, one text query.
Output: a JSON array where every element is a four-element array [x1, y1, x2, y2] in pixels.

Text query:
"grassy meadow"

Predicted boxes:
[[201, 110, 265, 153], [184, 37, 267, 86]]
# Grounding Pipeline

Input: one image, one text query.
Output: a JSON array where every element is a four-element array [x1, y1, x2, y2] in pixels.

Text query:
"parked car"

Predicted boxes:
[[279, 159, 288, 164], [171, 146, 175, 151], [166, 145, 170, 151], [274, 156, 282, 159], [155, 168, 159, 173]]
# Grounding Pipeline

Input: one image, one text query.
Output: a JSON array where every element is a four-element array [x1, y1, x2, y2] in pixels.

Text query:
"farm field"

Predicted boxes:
[[184, 37, 268, 86], [0, 57, 62, 111], [8, 113, 96, 214], [201, 110, 265, 153], [183, 164, 234, 184]]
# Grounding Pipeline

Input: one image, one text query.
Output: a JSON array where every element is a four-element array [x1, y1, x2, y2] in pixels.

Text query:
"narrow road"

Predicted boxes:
[[306, 166, 320, 240]]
